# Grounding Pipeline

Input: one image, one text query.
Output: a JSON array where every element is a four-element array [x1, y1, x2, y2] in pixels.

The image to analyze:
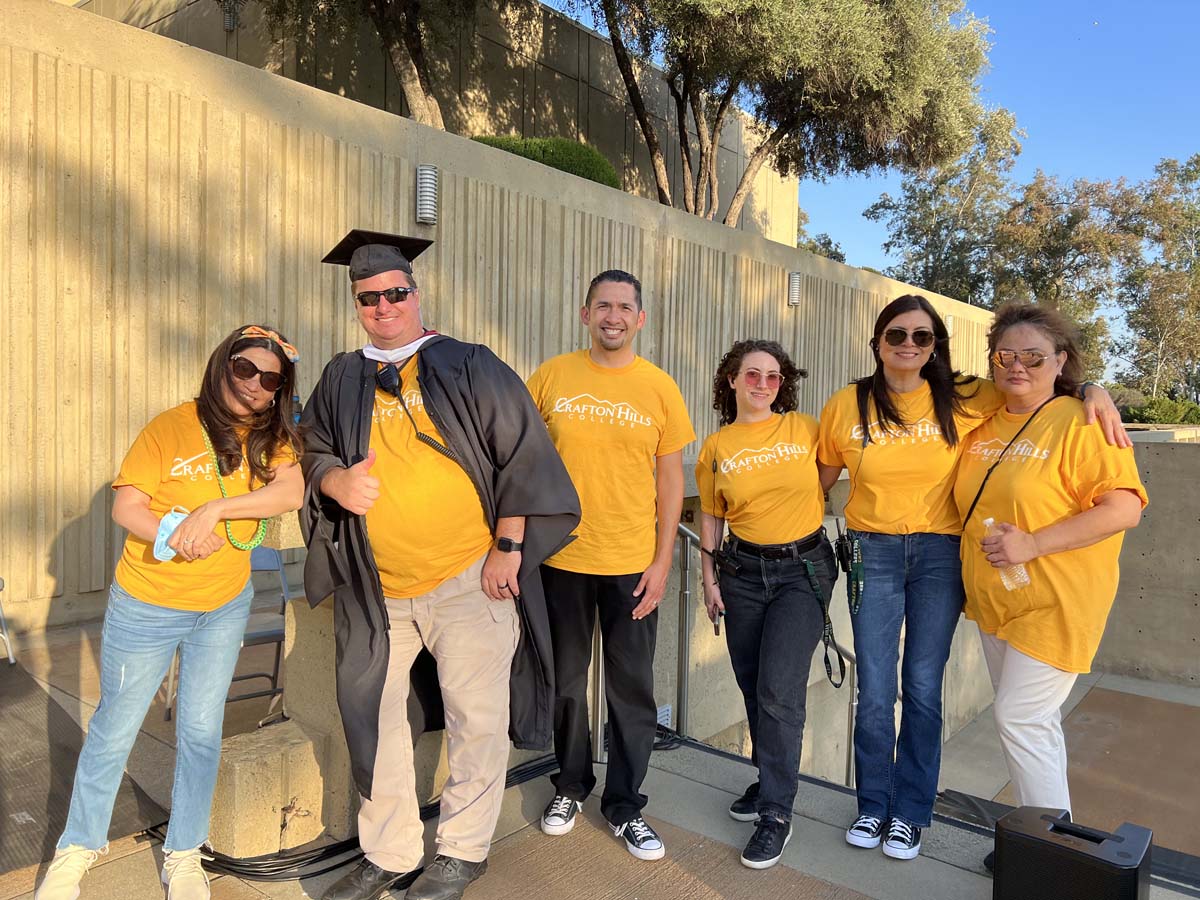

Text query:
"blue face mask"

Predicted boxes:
[[154, 506, 191, 561]]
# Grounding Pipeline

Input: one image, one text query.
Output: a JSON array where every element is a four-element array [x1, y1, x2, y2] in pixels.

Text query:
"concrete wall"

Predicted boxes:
[[64, 0, 800, 245], [1094, 441, 1200, 686], [0, 0, 994, 636]]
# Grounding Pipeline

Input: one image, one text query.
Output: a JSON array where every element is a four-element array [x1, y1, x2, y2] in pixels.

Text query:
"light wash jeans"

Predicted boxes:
[[58, 578, 253, 852]]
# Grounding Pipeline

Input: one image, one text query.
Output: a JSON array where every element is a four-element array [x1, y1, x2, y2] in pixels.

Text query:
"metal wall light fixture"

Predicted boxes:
[[415, 165, 439, 225], [787, 272, 803, 307]]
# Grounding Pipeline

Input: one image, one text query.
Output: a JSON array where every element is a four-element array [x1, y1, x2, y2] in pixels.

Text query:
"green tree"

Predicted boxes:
[[865, 108, 1021, 305], [796, 205, 847, 262], [989, 173, 1142, 376], [260, 0, 484, 129], [1114, 154, 1200, 399], [592, 0, 992, 226]]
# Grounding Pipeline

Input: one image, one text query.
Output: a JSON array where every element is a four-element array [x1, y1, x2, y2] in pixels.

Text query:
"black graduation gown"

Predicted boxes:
[[299, 336, 580, 799]]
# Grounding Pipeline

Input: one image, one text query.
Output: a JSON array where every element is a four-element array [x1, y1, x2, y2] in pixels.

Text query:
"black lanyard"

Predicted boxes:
[[962, 395, 1060, 526]]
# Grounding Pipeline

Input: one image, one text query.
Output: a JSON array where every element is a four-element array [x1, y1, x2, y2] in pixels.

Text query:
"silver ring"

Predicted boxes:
[[499, 583, 509, 590], [183, 539, 194, 544]]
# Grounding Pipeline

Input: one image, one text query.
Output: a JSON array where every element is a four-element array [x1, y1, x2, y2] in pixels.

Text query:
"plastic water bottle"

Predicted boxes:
[[983, 517, 1030, 591]]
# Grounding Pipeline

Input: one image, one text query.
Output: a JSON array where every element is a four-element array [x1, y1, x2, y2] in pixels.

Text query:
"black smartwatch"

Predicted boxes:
[[495, 537, 524, 553]]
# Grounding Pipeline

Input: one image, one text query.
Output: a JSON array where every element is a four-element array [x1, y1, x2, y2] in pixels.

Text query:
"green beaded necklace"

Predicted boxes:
[[201, 426, 267, 552]]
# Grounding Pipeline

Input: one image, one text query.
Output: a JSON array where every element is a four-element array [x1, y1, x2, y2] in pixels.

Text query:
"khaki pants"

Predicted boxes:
[[358, 555, 520, 872]]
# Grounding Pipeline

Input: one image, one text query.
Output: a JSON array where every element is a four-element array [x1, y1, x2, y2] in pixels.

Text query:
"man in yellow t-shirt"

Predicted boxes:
[[302, 230, 579, 900], [526, 270, 695, 861]]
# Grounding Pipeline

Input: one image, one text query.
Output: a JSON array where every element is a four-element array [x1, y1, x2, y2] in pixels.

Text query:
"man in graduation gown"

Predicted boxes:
[[301, 230, 580, 900]]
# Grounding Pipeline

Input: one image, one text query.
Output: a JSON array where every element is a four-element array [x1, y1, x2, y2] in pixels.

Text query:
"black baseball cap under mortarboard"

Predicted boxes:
[[322, 229, 434, 281]]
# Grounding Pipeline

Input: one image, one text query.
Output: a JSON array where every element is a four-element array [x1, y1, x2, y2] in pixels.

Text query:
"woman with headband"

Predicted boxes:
[[36, 325, 304, 900]]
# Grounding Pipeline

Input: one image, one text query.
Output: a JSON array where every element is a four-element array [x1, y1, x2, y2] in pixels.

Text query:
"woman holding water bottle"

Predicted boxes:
[[954, 304, 1146, 821], [36, 325, 303, 900]]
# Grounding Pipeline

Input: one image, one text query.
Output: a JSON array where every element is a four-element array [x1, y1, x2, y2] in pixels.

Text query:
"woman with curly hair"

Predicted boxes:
[[36, 325, 305, 900], [696, 339, 838, 870]]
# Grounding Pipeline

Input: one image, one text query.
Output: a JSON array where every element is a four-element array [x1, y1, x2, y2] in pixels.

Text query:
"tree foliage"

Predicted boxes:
[[865, 108, 1020, 305], [589, 0, 993, 226], [473, 136, 621, 188], [796, 205, 846, 262]]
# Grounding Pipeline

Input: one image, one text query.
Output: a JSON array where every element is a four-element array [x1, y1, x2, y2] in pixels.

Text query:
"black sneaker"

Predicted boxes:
[[740, 817, 792, 869], [541, 794, 582, 836], [845, 814, 885, 849], [611, 817, 665, 860], [881, 819, 922, 860], [728, 782, 760, 822]]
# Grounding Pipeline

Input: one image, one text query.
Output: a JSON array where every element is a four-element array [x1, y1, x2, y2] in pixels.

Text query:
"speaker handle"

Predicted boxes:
[[1042, 815, 1122, 845]]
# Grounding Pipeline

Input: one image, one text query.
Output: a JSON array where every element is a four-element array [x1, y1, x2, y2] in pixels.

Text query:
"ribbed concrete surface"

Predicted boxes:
[[467, 804, 869, 900]]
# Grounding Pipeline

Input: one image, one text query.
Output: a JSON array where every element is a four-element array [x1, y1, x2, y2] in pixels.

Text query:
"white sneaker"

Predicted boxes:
[[611, 817, 665, 861], [541, 795, 582, 835], [35, 845, 107, 900], [161, 848, 211, 899]]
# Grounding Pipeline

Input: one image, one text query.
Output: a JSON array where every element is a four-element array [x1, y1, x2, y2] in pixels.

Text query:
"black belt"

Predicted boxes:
[[728, 527, 825, 560]]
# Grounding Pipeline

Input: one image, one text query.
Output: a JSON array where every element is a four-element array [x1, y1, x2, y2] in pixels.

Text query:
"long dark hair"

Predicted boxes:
[[712, 339, 807, 426], [854, 294, 978, 448], [195, 324, 303, 485], [988, 304, 1083, 398]]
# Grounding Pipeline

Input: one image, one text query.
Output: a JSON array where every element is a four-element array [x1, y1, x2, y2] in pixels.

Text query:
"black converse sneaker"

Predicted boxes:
[[611, 817, 665, 860], [740, 817, 792, 869], [728, 782, 760, 822], [541, 795, 582, 836], [882, 818, 922, 860], [845, 814, 885, 848]]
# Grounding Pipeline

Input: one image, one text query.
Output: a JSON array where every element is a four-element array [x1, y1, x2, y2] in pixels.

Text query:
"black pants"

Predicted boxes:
[[720, 535, 837, 821], [541, 565, 658, 827]]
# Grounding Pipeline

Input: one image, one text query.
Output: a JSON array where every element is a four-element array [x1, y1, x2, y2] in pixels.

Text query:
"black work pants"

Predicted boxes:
[[541, 565, 658, 827]]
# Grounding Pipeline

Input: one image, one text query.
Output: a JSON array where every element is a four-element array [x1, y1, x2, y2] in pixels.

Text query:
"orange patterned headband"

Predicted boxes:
[[240, 326, 300, 362]]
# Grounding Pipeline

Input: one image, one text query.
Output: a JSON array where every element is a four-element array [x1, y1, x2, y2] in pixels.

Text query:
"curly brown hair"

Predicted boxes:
[[987, 304, 1084, 397], [712, 339, 806, 425], [195, 324, 304, 486]]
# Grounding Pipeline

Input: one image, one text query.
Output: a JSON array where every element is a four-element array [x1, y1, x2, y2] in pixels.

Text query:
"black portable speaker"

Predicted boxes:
[[993, 807, 1152, 900]]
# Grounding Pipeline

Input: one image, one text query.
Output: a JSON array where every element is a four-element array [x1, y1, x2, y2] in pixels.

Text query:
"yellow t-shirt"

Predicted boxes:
[[695, 412, 824, 545], [112, 400, 298, 612], [954, 398, 1148, 673], [527, 350, 695, 574], [817, 379, 1001, 534], [366, 356, 493, 598]]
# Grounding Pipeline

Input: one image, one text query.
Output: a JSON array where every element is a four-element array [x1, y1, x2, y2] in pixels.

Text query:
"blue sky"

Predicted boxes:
[[801, 0, 1200, 270]]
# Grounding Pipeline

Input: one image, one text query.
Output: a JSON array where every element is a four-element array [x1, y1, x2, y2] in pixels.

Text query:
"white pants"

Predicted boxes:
[[980, 632, 1078, 813]]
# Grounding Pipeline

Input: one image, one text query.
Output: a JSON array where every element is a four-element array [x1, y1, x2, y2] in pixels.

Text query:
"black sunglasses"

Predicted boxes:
[[991, 350, 1050, 370], [229, 356, 284, 392], [882, 327, 936, 348], [356, 286, 418, 308]]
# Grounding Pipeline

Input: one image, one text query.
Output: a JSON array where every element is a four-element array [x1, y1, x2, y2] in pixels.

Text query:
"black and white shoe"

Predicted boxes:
[[740, 817, 792, 869], [845, 814, 885, 849], [728, 783, 760, 822], [541, 795, 582, 836], [611, 817, 665, 860], [882, 819, 922, 860]]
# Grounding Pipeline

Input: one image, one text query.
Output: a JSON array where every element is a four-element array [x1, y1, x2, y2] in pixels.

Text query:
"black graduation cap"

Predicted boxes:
[[322, 229, 434, 281]]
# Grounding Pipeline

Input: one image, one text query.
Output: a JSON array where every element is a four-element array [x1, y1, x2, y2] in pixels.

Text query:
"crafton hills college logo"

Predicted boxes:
[[967, 437, 1051, 463], [552, 393, 654, 428], [720, 442, 810, 474]]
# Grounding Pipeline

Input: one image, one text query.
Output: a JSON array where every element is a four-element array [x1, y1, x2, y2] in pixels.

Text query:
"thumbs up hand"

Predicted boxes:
[[321, 449, 382, 515]]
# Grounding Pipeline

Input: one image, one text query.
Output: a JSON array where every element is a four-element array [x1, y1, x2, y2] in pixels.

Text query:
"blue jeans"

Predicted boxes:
[[849, 531, 963, 827], [719, 535, 837, 822], [59, 579, 253, 851]]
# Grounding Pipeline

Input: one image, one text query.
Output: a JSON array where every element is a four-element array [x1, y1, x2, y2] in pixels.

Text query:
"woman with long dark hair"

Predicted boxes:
[[697, 339, 838, 870], [36, 325, 304, 900], [816, 296, 1125, 861]]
